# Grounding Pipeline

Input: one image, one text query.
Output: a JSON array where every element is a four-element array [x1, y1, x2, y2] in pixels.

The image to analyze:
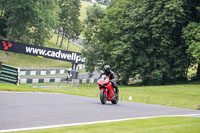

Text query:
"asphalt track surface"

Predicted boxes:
[[0, 92, 200, 132]]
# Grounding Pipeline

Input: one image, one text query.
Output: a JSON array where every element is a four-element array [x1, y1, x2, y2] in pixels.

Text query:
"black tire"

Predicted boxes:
[[111, 93, 119, 104], [100, 89, 107, 104]]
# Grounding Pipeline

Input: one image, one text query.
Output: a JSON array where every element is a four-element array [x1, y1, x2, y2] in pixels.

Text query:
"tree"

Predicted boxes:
[[182, 0, 200, 79], [182, 0, 200, 80], [30, 0, 60, 46], [58, 0, 82, 50], [96, 0, 111, 5], [0, 0, 7, 36], [0, 0, 59, 46], [3, 0, 36, 41], [183, 22, 200, 79], [83, 0, 199, 84], [82, 4, 106, 75]]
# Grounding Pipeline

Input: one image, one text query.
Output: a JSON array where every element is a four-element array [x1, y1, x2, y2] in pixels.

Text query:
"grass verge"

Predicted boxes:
[[6, 117, 200, 133], [0, 51, 71, 68], [119, 81, 200, 109]]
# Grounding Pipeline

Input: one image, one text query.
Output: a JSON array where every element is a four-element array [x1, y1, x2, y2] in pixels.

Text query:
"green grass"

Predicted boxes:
[[46, 34, 82, 52], [79, 1, 106, 22], [0, 83, 56, 92], [7, 117, 200, 133], [1, 81, 200, 109], [0, 51, 72, 68], [0, 83, 99, 98], [119, 82, 200, 109]]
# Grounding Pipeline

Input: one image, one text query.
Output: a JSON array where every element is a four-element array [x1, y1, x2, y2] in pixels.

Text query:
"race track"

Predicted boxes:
[[0, 92, 200, 132]]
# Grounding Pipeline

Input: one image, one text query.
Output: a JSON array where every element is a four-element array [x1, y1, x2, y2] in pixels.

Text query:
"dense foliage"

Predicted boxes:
[[0, 0, 81, 47], [83, 0, 200, 84], [0, 0, 60, 46], [96, 0, 111, 5], [58, 0, 81, 49], [82, 5, 106, 75]]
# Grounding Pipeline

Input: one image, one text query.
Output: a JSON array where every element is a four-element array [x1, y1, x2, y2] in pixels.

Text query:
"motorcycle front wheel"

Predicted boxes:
[[111, 93, 118, 104], [100, 89, 107, 104]]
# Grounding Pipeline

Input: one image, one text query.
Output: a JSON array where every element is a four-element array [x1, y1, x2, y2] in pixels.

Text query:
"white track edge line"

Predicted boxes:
[[0, 114, 200, 133]]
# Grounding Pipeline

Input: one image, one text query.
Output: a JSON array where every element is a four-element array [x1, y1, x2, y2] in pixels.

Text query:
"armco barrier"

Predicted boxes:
[[20, 77, 64, 84], [20, 77, 98, 84], [0, 62, 20, 85], [20, 68, 69, 76]]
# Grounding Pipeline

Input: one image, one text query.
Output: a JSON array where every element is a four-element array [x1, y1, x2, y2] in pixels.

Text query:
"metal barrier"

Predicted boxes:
[[0, 62, 20, 85]]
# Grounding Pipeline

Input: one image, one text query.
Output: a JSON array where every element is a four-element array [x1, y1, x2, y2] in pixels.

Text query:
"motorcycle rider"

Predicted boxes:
[[100, 65, 119, 95]]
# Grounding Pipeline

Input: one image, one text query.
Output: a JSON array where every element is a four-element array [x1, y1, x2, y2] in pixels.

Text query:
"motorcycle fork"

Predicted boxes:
[[101, 88, 108, 97]]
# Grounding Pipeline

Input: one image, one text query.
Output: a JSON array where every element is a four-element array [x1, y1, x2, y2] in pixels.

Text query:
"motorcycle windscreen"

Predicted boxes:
[[100, 75, 107, 81]]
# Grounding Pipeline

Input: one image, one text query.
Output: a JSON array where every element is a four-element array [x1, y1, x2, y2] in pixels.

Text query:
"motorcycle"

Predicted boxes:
[[97, 75, 118, 104]]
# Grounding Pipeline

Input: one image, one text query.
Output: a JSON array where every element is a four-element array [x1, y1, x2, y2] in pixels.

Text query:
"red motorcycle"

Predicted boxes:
[[97, 75, 118, 104]]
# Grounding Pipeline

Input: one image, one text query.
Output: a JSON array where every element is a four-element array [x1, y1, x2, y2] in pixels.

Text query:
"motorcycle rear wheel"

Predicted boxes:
[[100, 89, 107, 104]]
